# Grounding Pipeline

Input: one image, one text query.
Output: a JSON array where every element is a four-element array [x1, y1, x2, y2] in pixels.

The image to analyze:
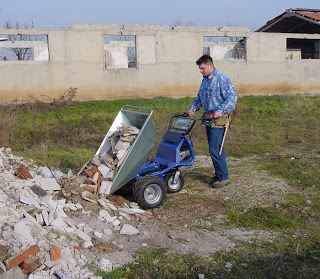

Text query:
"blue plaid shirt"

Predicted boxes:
[[189, 68, 238, 117]]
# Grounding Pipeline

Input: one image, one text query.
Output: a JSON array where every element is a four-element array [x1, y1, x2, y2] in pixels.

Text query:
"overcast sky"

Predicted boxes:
[[0, 0, 319, 31]]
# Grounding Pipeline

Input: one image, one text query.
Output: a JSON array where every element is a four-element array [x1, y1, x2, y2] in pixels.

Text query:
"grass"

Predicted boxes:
[[1, 92, 320, 278]]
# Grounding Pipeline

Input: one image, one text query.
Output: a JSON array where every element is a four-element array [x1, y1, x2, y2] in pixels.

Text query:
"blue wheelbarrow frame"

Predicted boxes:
[[131, 112, 204, 209]]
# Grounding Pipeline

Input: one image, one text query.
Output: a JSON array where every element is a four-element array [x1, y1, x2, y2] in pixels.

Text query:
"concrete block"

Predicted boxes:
[[38, 167, 53, 178], [98, 164, 111, 177], [40, 195, 52, 205], [113, 219, 121, 226], [92, 171, 100, 182], [100, 153, 113, 165], [41, 210, 50, 226], [116, 149, 127, 161], [38, 178, 61, 191], [35, 213, 44, 225], [75, 229, 91, 242], [105, 216, 117, 223], [99, 210, 111, 218], [50, 217, 68, 229], [120, 224, 139, 235], [106, 202, 117, 211], [94, 231, 102, 238], [80, 241, 93, 249], [103, 228, 112, 235], [103, 170, 113, 179], [119, 212, 131, 220], [0, 266, 25, 279], [19, 195, 40, 208], [97, 257, 113, 272], [99, 181, 112, 195], [119, 208, 145, 214], [91, 155, 101, 166], [13, 220, 35, 245]]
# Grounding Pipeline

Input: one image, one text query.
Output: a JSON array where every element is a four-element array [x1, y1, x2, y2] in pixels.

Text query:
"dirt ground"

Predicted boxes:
[[57, 154, 296, 267]]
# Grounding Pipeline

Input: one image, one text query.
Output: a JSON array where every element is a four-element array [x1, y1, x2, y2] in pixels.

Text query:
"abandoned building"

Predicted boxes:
[[0, 8, 319, 101]]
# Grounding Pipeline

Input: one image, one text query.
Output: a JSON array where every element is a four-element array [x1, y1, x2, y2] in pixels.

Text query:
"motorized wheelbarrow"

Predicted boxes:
[[92, 105, 204, 209]]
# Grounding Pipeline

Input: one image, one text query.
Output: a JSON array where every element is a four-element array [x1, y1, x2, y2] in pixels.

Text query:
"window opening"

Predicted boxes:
[[286, 38, 320, 59], [0, 34, 48, 61], [203, 36, 246, 60], [104, 35, 137, 69]]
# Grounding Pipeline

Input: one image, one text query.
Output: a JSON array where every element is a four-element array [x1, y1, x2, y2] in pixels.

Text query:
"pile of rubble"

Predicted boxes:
[[0, 146, 152, 279], [78, 123, 140, 196]]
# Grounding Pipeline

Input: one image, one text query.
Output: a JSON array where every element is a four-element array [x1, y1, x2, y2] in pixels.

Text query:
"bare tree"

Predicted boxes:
[[4, 20, 42, 60], [171, 19, 198, 29]]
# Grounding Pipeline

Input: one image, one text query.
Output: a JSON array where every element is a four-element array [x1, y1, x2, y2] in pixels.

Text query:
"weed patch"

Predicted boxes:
[[227, 207, 299, 230]]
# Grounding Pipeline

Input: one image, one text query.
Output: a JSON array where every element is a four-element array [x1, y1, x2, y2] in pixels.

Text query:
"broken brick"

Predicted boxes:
[[84, 185, 97, 193], [16, 164, 33, 179], [50, 244, 61, 261], [8, 244, 40, 269], [73, 246, 86, 250], [22, 257, 39, 274]]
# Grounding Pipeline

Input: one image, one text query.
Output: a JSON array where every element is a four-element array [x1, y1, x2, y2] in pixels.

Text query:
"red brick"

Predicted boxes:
[[84, 185, 97, 193], [22, 258, 39, 274], [85, 169, 94, 178], [50, 244, 61, 261], [16, 164, 33, 179], [74, 246, 86, 250], [8, 245, 40, 269]]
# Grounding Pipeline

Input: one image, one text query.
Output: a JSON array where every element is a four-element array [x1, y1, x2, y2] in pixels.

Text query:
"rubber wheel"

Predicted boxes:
[[133, 176, 166, 209], [164, 171, 185, 193]]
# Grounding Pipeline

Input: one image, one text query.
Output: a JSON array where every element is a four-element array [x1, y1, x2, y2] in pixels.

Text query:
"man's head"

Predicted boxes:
[[196, 55, 214, 77]]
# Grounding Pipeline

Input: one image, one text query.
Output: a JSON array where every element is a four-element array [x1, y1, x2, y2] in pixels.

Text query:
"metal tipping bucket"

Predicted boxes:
[[95, 105, 158, 194]]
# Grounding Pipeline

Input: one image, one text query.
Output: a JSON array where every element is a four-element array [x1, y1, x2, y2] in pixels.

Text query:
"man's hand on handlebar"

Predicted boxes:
[[188, 109, 195, 117], [213, 111, 222, 118]]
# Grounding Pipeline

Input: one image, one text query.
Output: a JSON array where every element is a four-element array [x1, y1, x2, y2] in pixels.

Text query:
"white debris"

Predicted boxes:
[[38, 177, 61, 191], [0, 147, 145, 278], [94, 231, 103, 238], [13, 220, 36, 244], [99, 181, 112, 195], [97, 258, 113, 273], [120, 224, 139, 235], [37, 167, 52, 178], [75, 229, 92, 242], [19, 195, 40, 208]]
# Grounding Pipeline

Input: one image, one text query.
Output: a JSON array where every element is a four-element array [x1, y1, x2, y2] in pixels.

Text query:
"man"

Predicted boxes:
[[188, 55, 237, 188]]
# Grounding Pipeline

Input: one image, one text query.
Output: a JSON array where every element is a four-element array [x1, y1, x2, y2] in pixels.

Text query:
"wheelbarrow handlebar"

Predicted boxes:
[[167, 112, 205, 134]]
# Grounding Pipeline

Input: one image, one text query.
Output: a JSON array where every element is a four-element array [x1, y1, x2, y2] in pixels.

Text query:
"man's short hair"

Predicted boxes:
[[196, 55, 213, 66]]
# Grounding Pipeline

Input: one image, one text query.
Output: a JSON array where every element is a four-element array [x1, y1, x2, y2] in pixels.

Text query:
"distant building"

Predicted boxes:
[[256, 8, 320, 59]]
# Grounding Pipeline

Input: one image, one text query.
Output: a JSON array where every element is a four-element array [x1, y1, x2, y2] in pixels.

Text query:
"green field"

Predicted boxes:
[[1, 92, 319, 278]]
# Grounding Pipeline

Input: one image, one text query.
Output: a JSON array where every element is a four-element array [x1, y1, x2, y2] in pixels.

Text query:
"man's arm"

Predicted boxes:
[[216, 77, 238, 115], [189, 91, 202, 116]]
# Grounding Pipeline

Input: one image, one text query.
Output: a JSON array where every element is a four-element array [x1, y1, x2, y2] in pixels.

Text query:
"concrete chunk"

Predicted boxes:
[[98, 164, 111, 177], [13, 220, 35, 245], [38, 178, 61, 191], [19, 195, 40, 208], [0, 266, 25, 279], [120, 224, 139, 235], [99, 181, 112, 195], [75, 229, 91, 242]]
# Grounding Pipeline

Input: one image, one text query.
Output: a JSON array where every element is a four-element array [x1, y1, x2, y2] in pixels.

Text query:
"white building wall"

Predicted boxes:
[[0, 24, 319, 102]]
